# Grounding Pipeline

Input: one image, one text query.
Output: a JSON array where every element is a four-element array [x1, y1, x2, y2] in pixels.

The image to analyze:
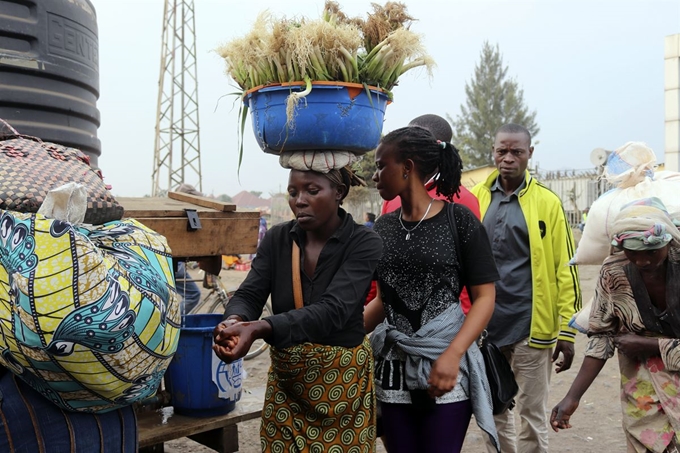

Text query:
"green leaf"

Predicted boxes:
[[237, 98, 249, 181], [362, 83, 385, 133]]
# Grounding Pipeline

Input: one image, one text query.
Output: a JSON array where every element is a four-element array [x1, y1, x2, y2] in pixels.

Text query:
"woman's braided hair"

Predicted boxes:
[[380, 126, 463, 201], [323, 166, 366, 204]]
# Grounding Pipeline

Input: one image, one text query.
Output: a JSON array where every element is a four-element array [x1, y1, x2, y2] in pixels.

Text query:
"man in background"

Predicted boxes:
[[364, 212, 376, 228], [258, 213, 268, 244], [472, 123, 581, 453], [579, 206, 589, 231]]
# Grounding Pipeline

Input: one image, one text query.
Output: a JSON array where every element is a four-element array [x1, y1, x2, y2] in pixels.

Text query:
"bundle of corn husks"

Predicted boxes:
[[216, 1, 435, 95]]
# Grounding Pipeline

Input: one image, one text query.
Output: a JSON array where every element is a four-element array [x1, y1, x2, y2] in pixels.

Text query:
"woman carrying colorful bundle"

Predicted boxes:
[[365, 126, 500, 452], [212, 163, 382, 452], [551, 197, 680, 452]]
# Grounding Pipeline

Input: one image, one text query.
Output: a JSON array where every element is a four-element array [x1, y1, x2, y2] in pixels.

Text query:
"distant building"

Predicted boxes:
[[270, 193, 293, 226], [665, 34, 679, 171], [462, 164, 609, 227], [536, 168, 610, 226], [461, 165, 495, 189], [231, 191, 271, 212]]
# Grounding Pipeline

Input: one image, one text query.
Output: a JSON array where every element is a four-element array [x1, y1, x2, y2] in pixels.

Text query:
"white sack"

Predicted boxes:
[[571, 177, 680, 265], [571, 141, 680, 265], [37, 181, 88, 224], [279, 150, 360, 173]]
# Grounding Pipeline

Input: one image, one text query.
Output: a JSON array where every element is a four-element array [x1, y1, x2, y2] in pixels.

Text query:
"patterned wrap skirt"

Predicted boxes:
[[261, 337, 375, 453]]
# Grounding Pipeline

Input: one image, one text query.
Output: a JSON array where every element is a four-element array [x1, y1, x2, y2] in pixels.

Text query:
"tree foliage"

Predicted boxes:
[[352, 150, 376, 188], [449, 42, 539, 168], [343, 185, 371, 206], [346, 150, 376, 210]]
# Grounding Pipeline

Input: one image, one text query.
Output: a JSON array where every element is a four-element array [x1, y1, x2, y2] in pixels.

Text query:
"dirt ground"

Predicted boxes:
[[164, 263, 626, 453]]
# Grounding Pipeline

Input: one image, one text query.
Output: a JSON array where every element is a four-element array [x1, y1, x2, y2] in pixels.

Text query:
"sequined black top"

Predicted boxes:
[[373, 202, 499, 403]]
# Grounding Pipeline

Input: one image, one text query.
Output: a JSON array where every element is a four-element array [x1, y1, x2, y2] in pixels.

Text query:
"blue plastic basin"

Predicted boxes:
[[164, 314, 243, 417], [245, 82, 390, 155]]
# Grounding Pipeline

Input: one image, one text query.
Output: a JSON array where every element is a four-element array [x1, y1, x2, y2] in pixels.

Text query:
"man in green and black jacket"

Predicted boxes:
[[472, 123, 582, 453]]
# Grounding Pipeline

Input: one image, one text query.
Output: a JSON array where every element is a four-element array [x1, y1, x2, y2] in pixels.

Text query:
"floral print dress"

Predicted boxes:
[[586, 247, 680, 453]]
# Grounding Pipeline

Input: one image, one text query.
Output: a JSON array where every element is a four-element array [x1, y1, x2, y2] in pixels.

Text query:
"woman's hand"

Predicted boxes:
[[549, 356, 605, 433], [212, 316, 243, 338], [427, 350, 461, 399], [424, 282, 495, 399], [212, 320, 271, 363], [552, 340, 575, 373], [550, 396, 579, 432], [614, 333, 660, 360]]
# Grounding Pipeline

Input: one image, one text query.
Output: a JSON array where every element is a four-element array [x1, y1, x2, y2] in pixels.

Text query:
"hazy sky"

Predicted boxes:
[[90, 0, 679, 198]]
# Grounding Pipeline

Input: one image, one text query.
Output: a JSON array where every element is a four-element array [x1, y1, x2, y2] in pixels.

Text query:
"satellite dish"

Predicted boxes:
[[590, 148, 610, 166]]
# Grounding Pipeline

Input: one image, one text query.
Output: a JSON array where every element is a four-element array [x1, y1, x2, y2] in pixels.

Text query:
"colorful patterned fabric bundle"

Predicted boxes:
[[0, 210, 181, 413]]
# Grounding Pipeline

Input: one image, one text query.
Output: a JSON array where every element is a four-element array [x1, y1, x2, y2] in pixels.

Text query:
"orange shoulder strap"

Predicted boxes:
[[292, 241, 303, 309]]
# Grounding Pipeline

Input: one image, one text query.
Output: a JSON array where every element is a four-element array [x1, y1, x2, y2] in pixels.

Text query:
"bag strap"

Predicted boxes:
[[445, 203, 470, 296], [0, 119, 43, 144], [0, 119, 19, 135], [292, 241, 304, 309], [478, 328, 489, 348], [624, 262, 680, 337], [447, 203, 490, 345]]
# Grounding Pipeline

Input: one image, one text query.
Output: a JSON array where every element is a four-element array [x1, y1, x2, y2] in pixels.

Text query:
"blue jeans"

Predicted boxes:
[[175, 261, 201, 313], [0, 368, 137, 452]]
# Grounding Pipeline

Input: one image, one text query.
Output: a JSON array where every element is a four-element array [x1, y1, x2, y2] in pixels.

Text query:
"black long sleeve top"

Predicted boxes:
[[224, 209, 383, 349]]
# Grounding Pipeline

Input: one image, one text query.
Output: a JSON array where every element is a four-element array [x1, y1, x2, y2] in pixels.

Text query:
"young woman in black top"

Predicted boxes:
[[365, 126, 501, 453]]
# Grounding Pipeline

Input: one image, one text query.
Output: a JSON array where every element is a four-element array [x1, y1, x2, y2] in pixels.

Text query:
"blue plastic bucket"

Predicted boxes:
[[165, 314, 243, 417], [245, 82, 390, 155]]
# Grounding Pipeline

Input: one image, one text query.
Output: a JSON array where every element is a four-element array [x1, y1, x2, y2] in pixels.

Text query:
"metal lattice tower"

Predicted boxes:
[[152, 0, 202, 196]]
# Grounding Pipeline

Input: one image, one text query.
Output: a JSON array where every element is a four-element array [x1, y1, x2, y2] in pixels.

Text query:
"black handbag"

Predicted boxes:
[[478, 330, 518, 415]]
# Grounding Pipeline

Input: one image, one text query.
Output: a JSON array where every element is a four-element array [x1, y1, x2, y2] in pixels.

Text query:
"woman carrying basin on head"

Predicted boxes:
[[212, 161, 382, 453]]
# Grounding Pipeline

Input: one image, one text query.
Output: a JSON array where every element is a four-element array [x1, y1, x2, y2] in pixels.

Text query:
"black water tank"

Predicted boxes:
[[0, 0, 101, 167]]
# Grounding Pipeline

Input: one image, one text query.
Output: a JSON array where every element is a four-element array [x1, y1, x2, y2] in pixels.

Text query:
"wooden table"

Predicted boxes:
[[118, 193, 259, 259], [138, 387, 265, 453], [129, 192, 263, 451]]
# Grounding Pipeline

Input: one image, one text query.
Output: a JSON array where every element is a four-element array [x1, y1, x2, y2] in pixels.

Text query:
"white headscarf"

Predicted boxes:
[[610, 197, 680, 251]]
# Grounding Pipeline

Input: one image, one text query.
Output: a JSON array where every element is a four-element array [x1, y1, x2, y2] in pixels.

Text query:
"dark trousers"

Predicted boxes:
[[175, 261, 201, 313], [381, 399, 473, 453]]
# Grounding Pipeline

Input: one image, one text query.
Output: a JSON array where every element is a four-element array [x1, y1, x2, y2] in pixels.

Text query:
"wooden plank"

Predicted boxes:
[[135, 216, 259, 257], [118, 197, 246, 218], [138, 388, 265, 448], [168, 192, 236, 212]]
